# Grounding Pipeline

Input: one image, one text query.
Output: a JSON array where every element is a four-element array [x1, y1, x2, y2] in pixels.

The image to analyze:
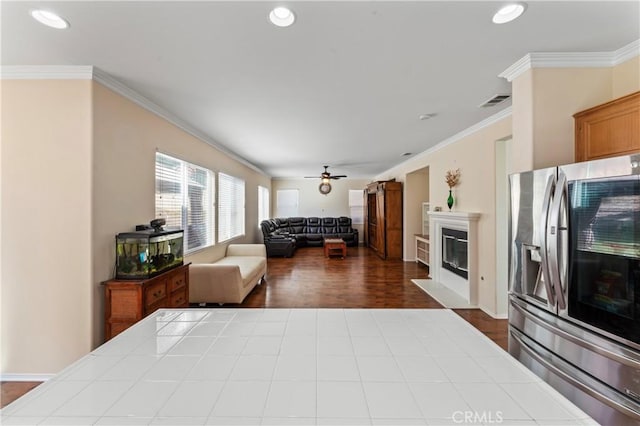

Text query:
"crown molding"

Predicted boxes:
[[498, 55, 532, 82], [614, 39, 640, 65], [423, 106, 513, 156], [381, 106, 513, 178], [91, 68, 267, 176], [1, 65, 268, 177], [499, 39, 640, 82], [0, 65, 94, 80]]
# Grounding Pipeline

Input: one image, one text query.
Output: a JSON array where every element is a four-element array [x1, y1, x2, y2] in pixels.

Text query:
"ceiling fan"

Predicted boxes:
[[304, 166, 347, 195]]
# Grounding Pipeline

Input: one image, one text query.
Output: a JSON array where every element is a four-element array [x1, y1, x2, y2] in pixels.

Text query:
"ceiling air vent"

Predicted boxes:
[[479, 94, 511, 108]]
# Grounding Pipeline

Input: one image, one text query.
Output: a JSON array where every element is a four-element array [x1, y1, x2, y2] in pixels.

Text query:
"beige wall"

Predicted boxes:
[[511, 70, 535, 174], [511, 57, 640, 172], [532, 67, 612, 169], [612, 56, 640, 98], [1, 80, 93, 375], [404, 168, 429, 260], [271, 178, 371, 242], [1, 79, 271, 375], [92, 82, 271, 349], [3, 54, 637, 375], [375, 117, 512, 316]]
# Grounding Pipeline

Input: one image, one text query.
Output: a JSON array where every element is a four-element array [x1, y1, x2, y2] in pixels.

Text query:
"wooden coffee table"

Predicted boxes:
[[324, 238, 346, 259]]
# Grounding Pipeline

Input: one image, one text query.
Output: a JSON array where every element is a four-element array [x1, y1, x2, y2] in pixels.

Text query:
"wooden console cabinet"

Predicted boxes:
[[574, 91, 640, 162], [103, 263, 190, 341]]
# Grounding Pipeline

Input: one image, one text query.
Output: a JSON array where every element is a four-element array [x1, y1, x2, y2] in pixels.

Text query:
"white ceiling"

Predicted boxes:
[[2, 1, 639, 178]]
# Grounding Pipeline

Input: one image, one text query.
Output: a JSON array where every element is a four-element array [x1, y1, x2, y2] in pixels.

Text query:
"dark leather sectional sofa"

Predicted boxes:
[[260, 216, 359, 257]]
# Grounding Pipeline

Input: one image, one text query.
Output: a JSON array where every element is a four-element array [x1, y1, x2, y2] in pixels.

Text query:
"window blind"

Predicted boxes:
[[218, 172, 245, 242], [258, 185, 270, 224], [348, 189, 365, 224], [276, 189, 299, 217], [155, 152, 214, 252]]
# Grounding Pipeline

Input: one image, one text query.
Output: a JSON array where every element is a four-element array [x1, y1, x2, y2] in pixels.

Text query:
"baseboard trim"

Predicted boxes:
[[479, 305, 508, 319], [0, 374, 54, 382]]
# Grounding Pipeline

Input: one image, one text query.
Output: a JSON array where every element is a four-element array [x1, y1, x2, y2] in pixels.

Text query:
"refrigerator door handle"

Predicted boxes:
[[539, 174, 556, 306], [510, 327, 640, 421], [510, 297, 640, 367], [549, 172, 568, 310]]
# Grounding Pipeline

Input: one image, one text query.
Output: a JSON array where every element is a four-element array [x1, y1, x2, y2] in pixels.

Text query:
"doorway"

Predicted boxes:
[[405, 167, 430, 261]]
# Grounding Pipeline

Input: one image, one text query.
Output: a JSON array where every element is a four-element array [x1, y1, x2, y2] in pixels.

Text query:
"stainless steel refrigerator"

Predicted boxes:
[[508, 154, 640, 425]]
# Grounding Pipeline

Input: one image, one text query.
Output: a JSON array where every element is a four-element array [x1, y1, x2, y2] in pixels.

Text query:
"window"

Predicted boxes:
[[155, 152, 214, 253], [276, 189, 299, 217], [349, 189, 365, 224], [218, 172, 245, 242], [258, 185, 270, 224]]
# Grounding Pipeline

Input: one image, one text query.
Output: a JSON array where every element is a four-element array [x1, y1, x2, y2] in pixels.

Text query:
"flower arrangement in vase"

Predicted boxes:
[[445, 168, 461, 210]]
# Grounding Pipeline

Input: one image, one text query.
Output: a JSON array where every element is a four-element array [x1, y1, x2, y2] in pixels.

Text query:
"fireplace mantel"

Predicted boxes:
[[427, 211, 481, 305], [428, 211, 481, 222]]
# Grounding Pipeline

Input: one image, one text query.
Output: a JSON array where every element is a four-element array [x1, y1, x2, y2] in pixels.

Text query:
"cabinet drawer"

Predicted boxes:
[[169, 272, 187, 292], [170, 289, 188, 307], [144, 280, 167, 308], [103, 263, 190, 342], [107, 288, 142, 320]]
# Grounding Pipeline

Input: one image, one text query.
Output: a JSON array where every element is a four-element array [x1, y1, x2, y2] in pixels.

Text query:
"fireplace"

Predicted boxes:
[[427, 211, 480, 305], [442, 228, 468, 279]]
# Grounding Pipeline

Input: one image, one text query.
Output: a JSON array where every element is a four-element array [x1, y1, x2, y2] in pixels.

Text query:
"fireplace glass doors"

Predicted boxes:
[[442, 228, 468, 279]]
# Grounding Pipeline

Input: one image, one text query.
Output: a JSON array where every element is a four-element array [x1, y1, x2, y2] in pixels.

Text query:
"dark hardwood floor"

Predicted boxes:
[[0, 245, 507, 409]]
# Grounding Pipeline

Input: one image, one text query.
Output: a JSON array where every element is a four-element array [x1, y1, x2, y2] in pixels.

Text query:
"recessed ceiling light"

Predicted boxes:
[[269, 7, 295, 27], [419, 113, 436, 121], [30, 9, 69, 29], [492, 3, 527, 24]]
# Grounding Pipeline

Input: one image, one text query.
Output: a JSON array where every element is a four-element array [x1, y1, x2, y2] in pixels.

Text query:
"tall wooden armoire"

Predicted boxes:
[[363, 180, 403, 260]]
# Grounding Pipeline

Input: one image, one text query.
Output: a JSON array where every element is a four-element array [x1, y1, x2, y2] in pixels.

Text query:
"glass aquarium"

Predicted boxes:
[[116, 228, 184, 279]]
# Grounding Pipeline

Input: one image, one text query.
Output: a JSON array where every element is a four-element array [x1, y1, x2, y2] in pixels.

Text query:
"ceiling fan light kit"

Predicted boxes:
[[305, 166, 347, 194]]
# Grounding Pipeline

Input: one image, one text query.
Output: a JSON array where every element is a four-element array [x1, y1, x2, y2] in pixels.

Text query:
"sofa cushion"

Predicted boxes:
[[304, 226, 322, 234], [275, 218, 289, 227], [337, 216, 352, 225], [307, 217, 321, 226], [215, 256, 266, 288]]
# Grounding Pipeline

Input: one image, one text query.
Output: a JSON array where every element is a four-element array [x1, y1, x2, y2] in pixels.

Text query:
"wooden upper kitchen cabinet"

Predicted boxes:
[[574, 91, 640, 162]]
